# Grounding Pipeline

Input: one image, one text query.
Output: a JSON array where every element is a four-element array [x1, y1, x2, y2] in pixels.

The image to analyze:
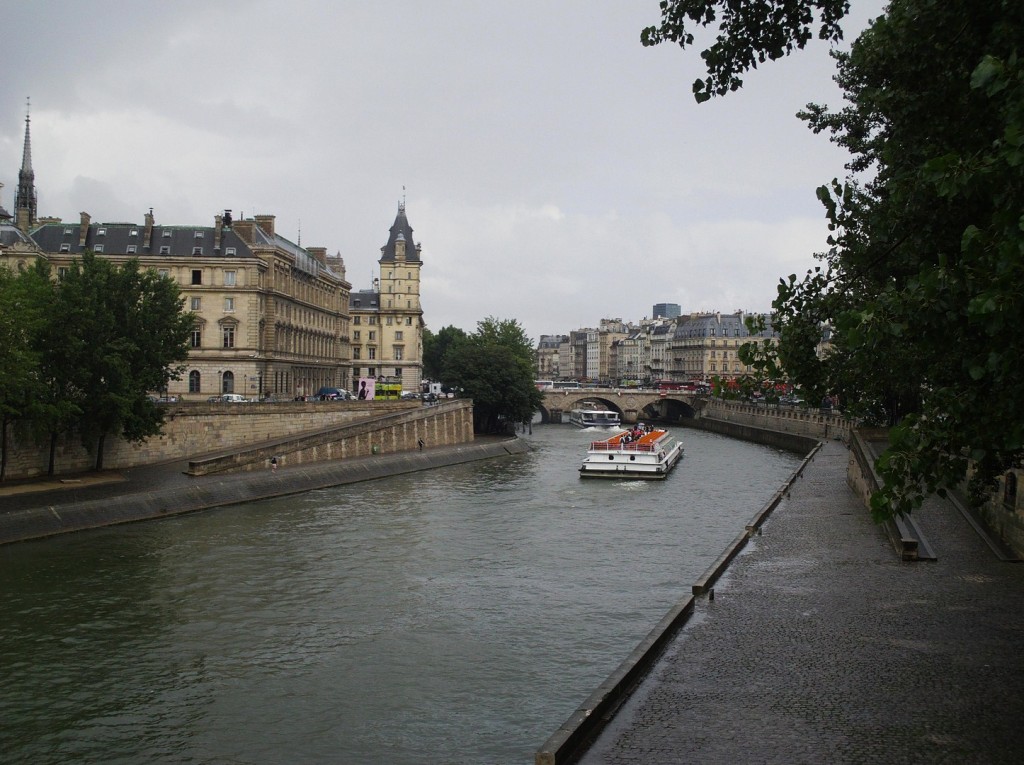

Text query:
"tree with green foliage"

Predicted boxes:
[[645, 0, 1024, 519], [40, 252, 194, 472], [422, 324, 469, 382], [440, 317, 543, 433], [0, 261, 53, 480]]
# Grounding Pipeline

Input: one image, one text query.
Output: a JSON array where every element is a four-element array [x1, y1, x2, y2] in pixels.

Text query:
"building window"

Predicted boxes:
[[353, 347, 361, 360], [129, 229, 138, 237], [222, 370, 234, 394], [191, 329, 201, 348], [394, 368, 402, 378], [368, 348, 376, 360], [224, 297, 234, 312], [97, 228, 106, 236], [59, 243, 70, 253], [406, 317, 412, 326], [93, 245, 104, 253], [126, 245, 137, 254], [386, 316, 393, 325], [160, 246, 171, 254], [192, 270, 202, 285], [225, 247, 237, 256], [193, 247, 203, 255], [194, 231, 204, 239], [163, 230, 172, 238], [57, 267, 69, 279], [369, 316, 377, 325], [224, 270, 236, 286], [189, 370, 201, 392], [394, 331, 403, 341], [368, 331, 376, 341], [353, 330, 361, 341], [223, 325, 235, 348], [353, 316, 361, 325], [191, 297, 201, 311], [158, 268, 169, 278], [393, 346, 403, 361]]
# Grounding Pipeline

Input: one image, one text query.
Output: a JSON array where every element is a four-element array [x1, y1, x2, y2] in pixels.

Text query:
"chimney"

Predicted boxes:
[[214, 214, 223, 251], [254, 214, 275, 238], [79, 212, 91, 247], [233, 220, 255, 243], [143, 208, 154, 249], [307, 246, 327, 266]]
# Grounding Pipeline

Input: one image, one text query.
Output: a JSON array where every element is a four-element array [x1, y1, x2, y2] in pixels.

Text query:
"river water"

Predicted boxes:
[[0, 425, 801, 764]]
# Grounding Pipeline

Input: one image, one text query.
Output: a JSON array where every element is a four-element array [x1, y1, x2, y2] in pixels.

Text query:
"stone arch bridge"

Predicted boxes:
[[539, 388, 705, 425]]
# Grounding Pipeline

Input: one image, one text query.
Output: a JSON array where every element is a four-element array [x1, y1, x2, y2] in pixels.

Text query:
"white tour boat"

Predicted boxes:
[[579, 425, 684, 479], [569, 408, 622, 428]]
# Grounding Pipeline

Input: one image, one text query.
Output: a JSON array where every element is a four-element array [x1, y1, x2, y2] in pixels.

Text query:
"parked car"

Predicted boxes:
[[314, 387, 351, 401], [208, 393, 248, 403]]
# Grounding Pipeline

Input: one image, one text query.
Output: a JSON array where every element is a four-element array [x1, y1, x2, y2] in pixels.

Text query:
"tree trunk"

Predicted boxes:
[[95, 434, 105, 471], [0, 418, 8, 481], [48, 432, 57, 476]]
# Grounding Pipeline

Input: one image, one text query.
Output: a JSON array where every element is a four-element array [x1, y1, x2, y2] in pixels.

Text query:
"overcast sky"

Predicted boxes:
[[2, 1, 885, 342]]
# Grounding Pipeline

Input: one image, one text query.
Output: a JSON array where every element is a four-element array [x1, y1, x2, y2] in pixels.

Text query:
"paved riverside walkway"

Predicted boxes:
[[573, 439, 1024, 765]]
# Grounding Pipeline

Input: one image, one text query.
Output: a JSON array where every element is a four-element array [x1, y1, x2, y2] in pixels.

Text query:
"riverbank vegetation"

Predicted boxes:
[[0, 253, 193, 478], [425, 317, 543, 433], [645, 1, 1024, 518]]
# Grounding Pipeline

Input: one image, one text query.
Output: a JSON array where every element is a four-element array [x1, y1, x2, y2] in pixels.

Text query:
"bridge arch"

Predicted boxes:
[[537, 389, 700, 424]]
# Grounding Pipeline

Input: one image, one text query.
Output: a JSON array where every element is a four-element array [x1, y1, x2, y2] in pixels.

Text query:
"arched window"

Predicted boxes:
[[222, 371, 234, 394], [1004, 472, 1018, 510], [188, 370, 201, 393]]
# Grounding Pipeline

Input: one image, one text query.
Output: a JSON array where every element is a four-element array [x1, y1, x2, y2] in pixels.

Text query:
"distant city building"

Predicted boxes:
[[652, 302, 681, 319], [670, 311, 776, 380]]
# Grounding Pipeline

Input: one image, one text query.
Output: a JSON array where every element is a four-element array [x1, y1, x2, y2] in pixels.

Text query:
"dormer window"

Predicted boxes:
[[63, 227, 73, 235], [129, 229, 138, 237], [193, 247, 203, 255], [127, 245, 137, 254], [194, 231, 204, 239], [93, 244, 104, 252], [225, 247, 236, 256], [97, 228, 106, 236], [59, 243, 71, 253], [162, 230, 172, 238], [159, 245, 170, 254]]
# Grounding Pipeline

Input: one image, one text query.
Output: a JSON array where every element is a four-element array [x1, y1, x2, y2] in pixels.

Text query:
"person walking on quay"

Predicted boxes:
[[270, 456, 278, 472], [417, 438, 425, 451]]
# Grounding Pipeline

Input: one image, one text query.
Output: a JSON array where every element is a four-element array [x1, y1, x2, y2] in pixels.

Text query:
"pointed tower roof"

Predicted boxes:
[[379, 200, 421, 263], [14, 98, 37, 225]]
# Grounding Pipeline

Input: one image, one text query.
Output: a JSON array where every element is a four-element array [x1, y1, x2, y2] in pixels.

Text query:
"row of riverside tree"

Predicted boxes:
[[0, 252, 193, 479], [424, 317, 543, 434], [644, 0, 1024, 519]]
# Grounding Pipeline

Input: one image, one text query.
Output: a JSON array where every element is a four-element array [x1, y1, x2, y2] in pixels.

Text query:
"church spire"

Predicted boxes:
[[14, 97, 37, 228]]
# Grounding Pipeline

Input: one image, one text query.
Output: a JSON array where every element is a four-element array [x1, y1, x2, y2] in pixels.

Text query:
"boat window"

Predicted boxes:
[[630, 456, 636, 461]]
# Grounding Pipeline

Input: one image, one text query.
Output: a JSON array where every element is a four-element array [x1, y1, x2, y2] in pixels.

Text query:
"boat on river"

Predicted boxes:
[[569, 408, 621, 428], [579, 425, 683, 479]]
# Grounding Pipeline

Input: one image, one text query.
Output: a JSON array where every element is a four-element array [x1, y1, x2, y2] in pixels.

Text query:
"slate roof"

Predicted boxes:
[[674, 312, 776, 339], [29, 221, 257, 261], [0, 221, 34, 247], [349, 288, 380, 311], [379, 203, 421, 264]]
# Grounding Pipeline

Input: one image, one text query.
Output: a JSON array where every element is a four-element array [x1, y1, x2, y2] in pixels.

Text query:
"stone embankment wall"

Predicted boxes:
[[2, 400, 422, 480], [972, 468, 1024, 555], [188, 401, 475, 475], [695, 399, 851, 448]]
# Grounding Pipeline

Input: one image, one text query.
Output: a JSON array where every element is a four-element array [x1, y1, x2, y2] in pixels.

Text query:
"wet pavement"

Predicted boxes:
[[574, 439, 1024, 765]]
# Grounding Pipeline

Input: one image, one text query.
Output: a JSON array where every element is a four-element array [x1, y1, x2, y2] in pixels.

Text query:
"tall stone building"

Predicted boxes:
[[345, 202, 424, 393], [30, 210, 352, 400]]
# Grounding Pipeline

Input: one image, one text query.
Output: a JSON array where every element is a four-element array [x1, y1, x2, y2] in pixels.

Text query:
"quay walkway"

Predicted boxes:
[[554, 439, 1024, 765]]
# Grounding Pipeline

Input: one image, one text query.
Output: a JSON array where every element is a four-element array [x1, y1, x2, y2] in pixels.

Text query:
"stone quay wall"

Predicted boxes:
[[187, 400, 475, 475], [2, 400, 421, 481], [697, 398, 852, 443]]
